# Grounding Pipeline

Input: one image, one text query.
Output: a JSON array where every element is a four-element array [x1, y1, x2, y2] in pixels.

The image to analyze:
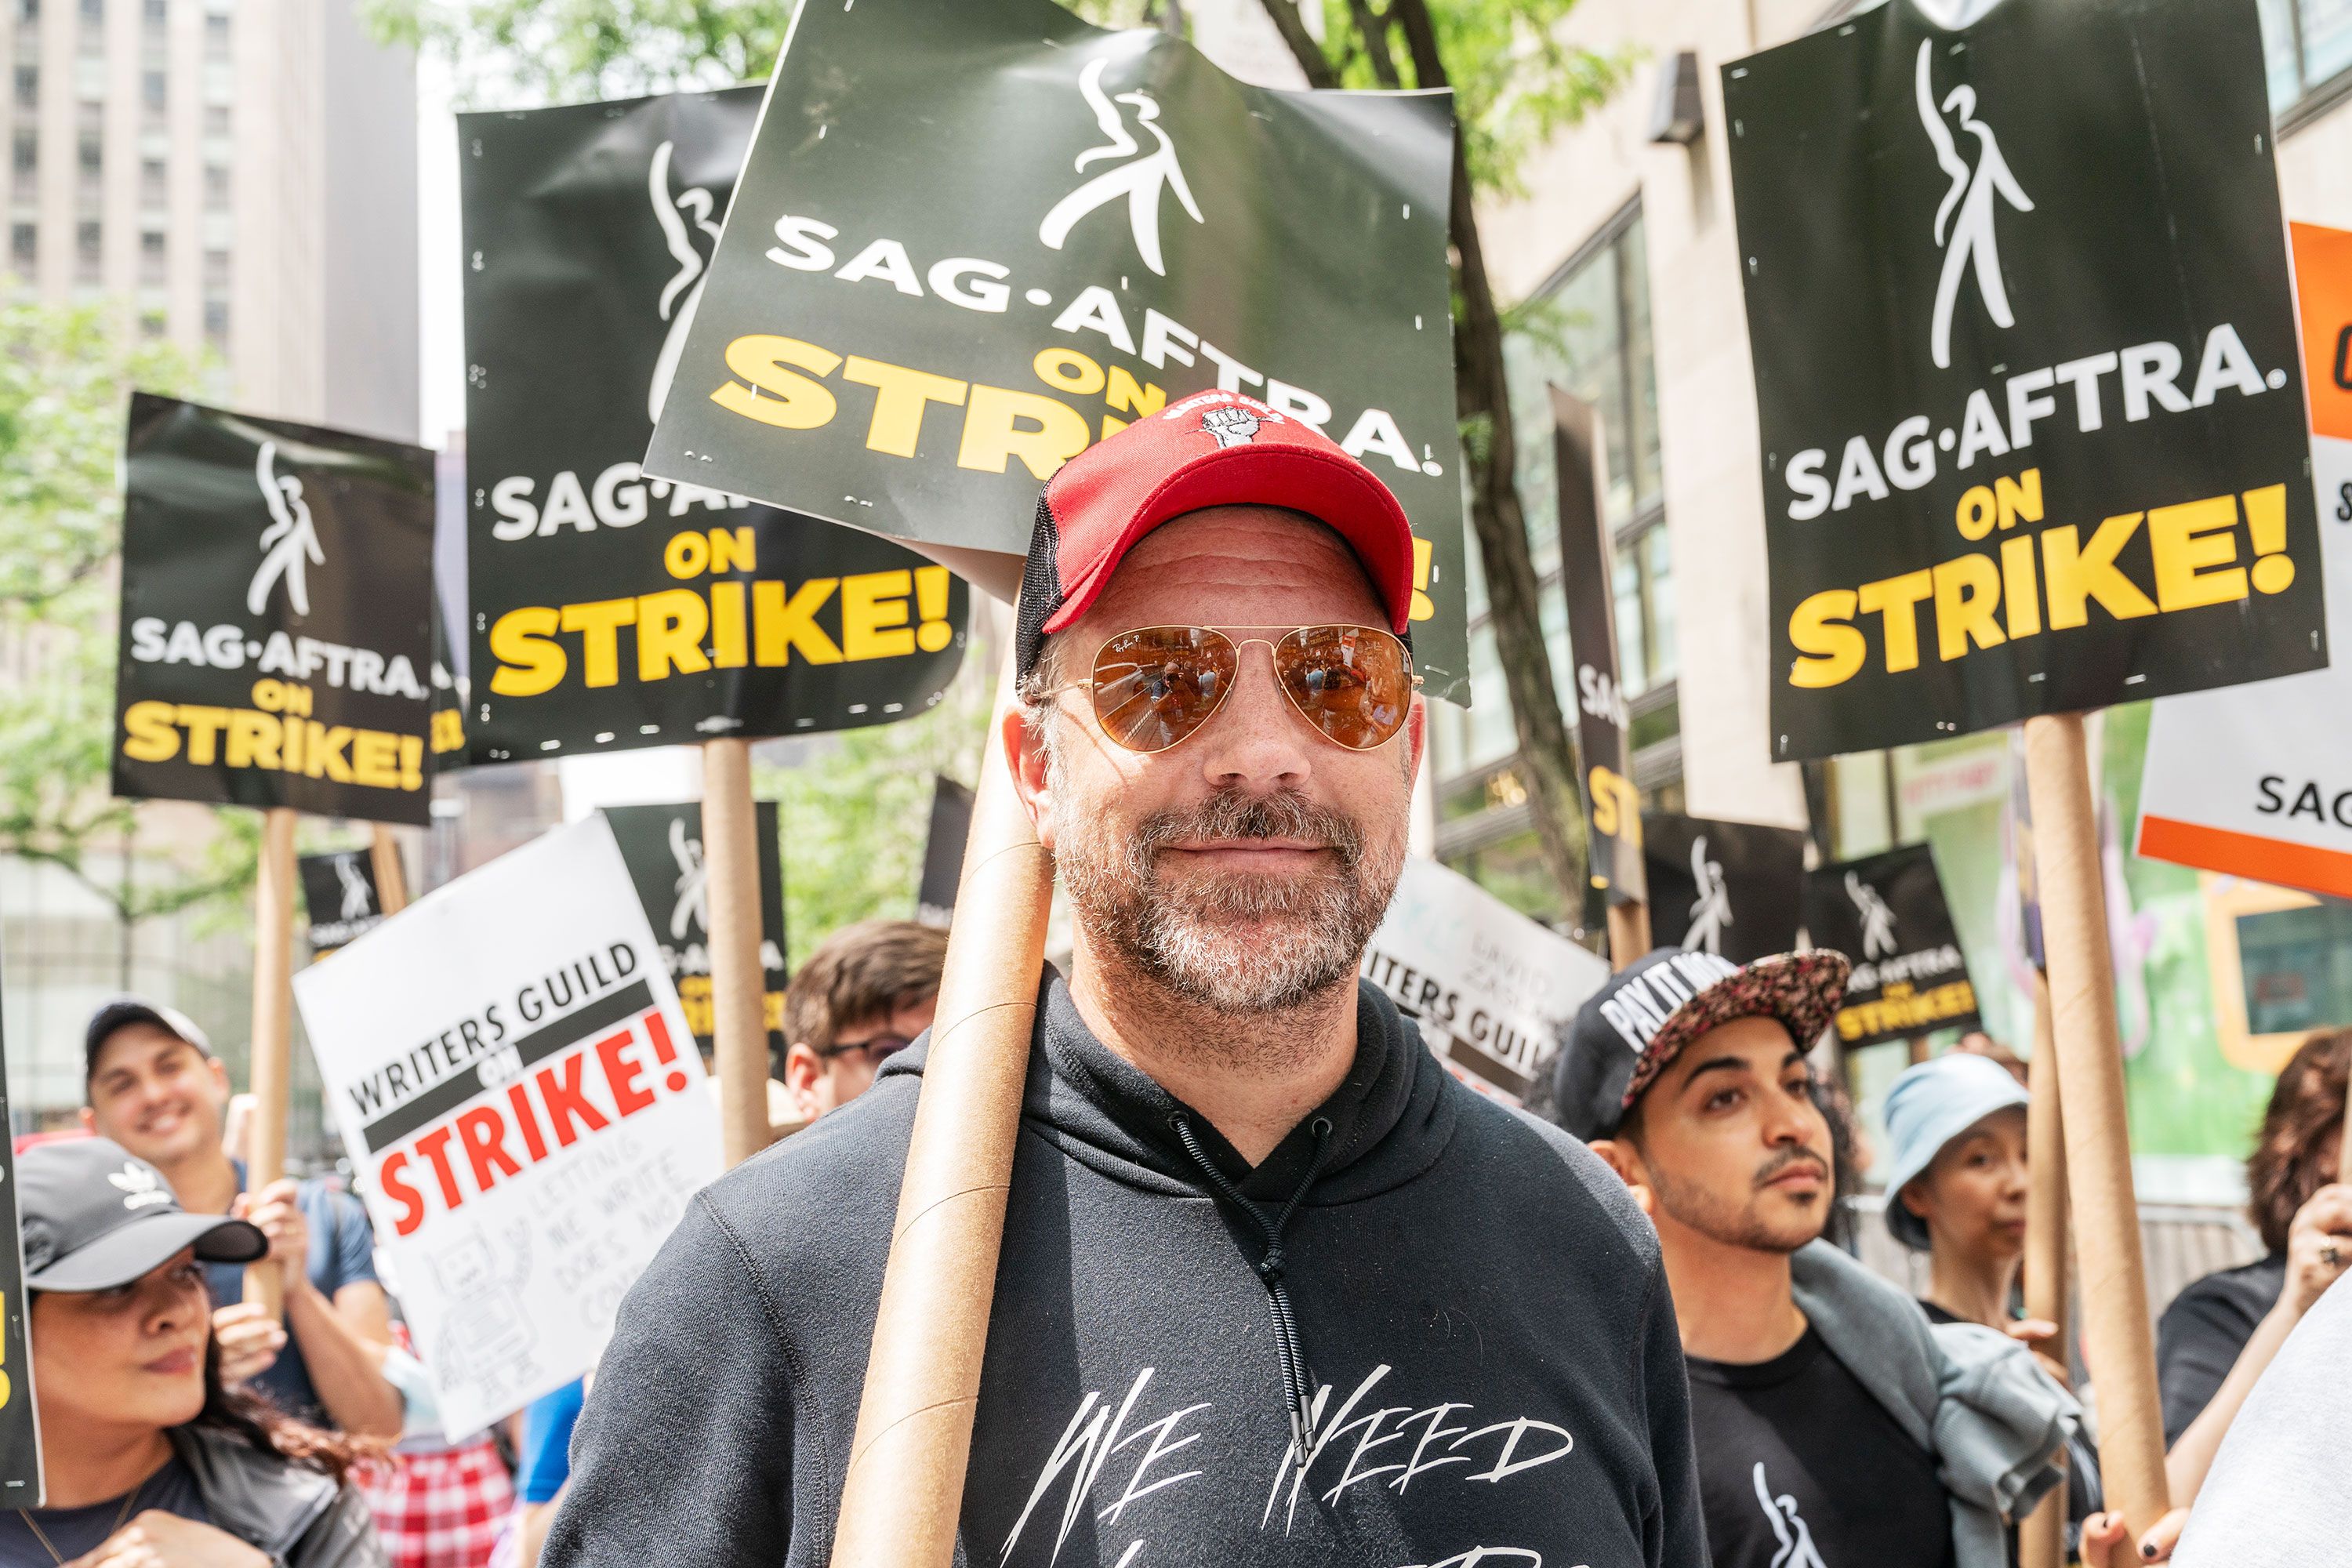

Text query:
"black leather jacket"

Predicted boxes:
[[168, 1426, 385, 1568]]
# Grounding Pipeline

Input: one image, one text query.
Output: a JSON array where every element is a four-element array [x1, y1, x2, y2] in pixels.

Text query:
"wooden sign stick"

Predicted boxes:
[[702, 737, 774, 1170], [2022, 713, 2169, 1536], [831, 647, 1051, 1567], [243, 806, 298, 1319], [2020, 965, 2071, 1568], [1605, 900, 1652, 971], [368, 826, 410, 916]]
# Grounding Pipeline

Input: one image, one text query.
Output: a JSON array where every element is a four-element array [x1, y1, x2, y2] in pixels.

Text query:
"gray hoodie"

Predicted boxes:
[[1791, 1240, 2079, 1568], [168, 1425, 384, 1568]]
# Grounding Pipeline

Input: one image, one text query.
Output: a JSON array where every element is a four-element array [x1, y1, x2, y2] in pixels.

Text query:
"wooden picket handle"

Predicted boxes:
[[369, 826, 410, 916], [830, 648, 1051, 1567], [702, 738, 775, 1170], [1605, 899, 1652, 971], [2021, 713, 2169, 1537], [2020, 966, 2071, 1568], [243, 807, 298, 1319]]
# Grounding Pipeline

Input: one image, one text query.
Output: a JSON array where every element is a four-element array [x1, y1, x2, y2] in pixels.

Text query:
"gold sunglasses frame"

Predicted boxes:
[[1051, 622, 1422, 755]]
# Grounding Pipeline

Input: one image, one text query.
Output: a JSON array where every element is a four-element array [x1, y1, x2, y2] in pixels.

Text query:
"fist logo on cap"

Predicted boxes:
[[1201, 405, 1263, 448]]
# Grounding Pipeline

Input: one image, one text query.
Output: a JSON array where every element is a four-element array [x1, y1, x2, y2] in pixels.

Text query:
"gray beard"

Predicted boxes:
[[1051, 761, 1402, 1018]]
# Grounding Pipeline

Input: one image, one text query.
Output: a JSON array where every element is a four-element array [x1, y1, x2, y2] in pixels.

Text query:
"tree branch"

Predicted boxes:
[[1251, 0, 1341, 89], [1345, 0, 1401, 89]]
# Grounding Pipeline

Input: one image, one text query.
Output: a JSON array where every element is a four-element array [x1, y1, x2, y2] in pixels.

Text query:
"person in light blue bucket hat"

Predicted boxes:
[[1884, 1049, 2107, 1556]]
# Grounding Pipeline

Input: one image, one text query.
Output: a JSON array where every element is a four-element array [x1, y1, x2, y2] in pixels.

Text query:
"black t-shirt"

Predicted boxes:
[[1686, 1327, 1957, 1568], [0, 1455, 207, 1567], [2156, 1252, 2285, 1445]]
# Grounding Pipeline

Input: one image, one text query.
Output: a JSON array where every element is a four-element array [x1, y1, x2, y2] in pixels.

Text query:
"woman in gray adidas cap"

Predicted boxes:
[[0, 1138, 383, 1568]]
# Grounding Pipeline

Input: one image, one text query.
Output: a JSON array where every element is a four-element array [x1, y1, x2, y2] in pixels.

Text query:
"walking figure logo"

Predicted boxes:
[[1916, 39, 2034, 370], [1751, 1462, 1828, 1568], [1684, 835, 1733, 956], [1038, 56, 1204, 278], [1847, 871, 1900, 960], [647, 138, 725, 423], [668, 816, 709, 941], [333, 855, 375, 921], [247, 440, 324, 617]]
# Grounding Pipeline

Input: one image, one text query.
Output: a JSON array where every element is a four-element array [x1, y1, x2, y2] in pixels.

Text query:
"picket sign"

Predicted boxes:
[[702, 739, 775, 1167], [243, 808, 298, 1318], [370, 826, 410, 916], [2018, 968, 2070, 1568]]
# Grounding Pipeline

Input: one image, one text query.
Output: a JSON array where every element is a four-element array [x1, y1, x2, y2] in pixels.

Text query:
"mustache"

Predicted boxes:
[[1754, 1146, 1830, 1190], [1130, 789, 1366, 869]]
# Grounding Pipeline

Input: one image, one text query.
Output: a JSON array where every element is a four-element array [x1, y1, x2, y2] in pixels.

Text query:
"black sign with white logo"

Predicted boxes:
[[460, 89, 969, 763], [1724, 0, 2323, 761], [1802, 843, 1980, 1049], [114, 395, 437, 825], [601, 801, 786, 1059], [639, 0, 1471, 701], [1555, 388, 1641, 919], [916, 775, 973, 927], [1643, 813, 1807, 964], [299, 851, 386, 956]]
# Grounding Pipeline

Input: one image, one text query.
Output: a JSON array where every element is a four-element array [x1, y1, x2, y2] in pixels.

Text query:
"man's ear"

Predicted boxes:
[[1588, 1137, 1656, 1218], [1002, 702, 1052, 845], [782, 1043, 825, 1123]]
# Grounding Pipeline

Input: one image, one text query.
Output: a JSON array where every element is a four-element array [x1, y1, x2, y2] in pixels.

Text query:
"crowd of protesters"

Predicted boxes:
[[15, 406, 2352, 1568]]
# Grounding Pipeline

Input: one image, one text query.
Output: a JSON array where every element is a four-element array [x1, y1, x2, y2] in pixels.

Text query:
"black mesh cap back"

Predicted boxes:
[[1014, 488, 1066, 690]]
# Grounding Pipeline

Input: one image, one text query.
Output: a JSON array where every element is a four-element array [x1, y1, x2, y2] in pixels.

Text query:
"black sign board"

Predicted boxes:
[[1802, 843, 1981, 1049], [1723, 0, 2323, 761], [459, 89, 970, 762], [601, 801, 786, 1058], [0, 963, 40, 1502], [1643, 813, 1807, 964], [114, 395, 437, 824], [639, 0, 1471, 700], [916, 775, 974, 928], [1553, 388, 1640, 920], [299, 851, 386, 956]]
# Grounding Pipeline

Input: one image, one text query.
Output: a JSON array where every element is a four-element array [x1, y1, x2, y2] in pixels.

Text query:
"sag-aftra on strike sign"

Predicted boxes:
[[643, 0, 1470, 699], [1725, 0, 2325, 760]]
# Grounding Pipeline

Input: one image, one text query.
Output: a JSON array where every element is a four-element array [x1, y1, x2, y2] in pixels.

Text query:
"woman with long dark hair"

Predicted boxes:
[[2158, 1026, 2352, 1504], [2, 1139, 383, 1568]]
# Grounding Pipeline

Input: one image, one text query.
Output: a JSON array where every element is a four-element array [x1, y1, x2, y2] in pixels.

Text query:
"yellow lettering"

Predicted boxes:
[[1857, 569, 1934, 673], [2042, 514, 2157, 629], [711, 581, 748, 668], [303, 722, 354, 783], [708, 526, 755, 575], [663, 530, 710, 579], [224, 710, 282, 770], [1787, 590, 1865, 689], [560, 599, 638, 688], [710, 334, 841, 430], [1995, 467, 2043, 532], [2001, 534, 2042, 639], [844, 355, 968, 458], [1105, 365, 1166, 418], [122, 700, 181, 763], [350, 730, 401, 789], [636, 589, 711, 681], [956, 384, 1092, 479], [1931, 554, 2005, 662], [488, 607, 566, 697], [840, 570, 915, 660], [2147, 494, 2247, 612], [176, 706, 230, 766], [753, 579, 843, 666], [1032, 347, 1105, 396]]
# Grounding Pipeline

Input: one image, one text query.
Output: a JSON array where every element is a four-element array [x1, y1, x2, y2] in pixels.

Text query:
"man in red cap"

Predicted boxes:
[[549, 395, 1706, 1567]]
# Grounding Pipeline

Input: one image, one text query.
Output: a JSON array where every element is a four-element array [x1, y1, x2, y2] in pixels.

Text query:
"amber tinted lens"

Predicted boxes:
[[1274, 626, 1413, 750], [1089, 626, 1240, 753]]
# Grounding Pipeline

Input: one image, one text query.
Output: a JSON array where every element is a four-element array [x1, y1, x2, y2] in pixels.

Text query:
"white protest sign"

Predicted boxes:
[[1363, 856, 1612, 1105], [292, 815, 720, 1436], [2140, 224, 2352, 898]]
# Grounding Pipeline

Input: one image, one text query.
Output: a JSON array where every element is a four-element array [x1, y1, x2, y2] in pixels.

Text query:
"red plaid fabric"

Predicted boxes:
[[360, 1437, 516, 1568]]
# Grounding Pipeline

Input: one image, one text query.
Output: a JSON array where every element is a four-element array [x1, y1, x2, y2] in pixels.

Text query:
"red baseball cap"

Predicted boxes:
[[1014, 390, 1417, 683]]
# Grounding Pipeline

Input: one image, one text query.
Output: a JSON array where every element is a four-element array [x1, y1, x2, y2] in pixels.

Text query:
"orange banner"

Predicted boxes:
[[2293, 221, 2352, 442]]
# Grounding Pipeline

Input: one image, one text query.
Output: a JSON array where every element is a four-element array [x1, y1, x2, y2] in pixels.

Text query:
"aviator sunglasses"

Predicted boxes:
[[1054, 624, 1419, 754]]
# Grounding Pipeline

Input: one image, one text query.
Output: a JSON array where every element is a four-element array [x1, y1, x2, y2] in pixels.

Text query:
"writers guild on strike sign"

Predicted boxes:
[[1723, 0, 2324, 760], [114, 395, 438, 825], [293, 816, 720, 1434], [641, 0, 1472, 701], [459, 87, 968, 762]]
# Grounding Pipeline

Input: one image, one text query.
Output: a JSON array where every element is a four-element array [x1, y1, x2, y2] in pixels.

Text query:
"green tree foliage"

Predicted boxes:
[[0, 302, 253, 930]]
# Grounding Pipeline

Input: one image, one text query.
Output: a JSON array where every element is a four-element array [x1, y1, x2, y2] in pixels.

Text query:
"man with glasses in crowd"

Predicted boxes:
[[548, 393, 1705, 1567], [777, 919, 948, 1122]]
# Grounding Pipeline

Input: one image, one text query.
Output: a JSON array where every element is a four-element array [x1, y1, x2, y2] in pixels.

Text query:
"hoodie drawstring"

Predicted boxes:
[[1169, 1111, 1334, 1470]]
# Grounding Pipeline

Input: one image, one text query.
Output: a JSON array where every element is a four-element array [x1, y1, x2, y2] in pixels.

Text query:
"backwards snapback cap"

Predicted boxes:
[[1549, 947, 1851, 1142], [1014, 390, 1417, 684]]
